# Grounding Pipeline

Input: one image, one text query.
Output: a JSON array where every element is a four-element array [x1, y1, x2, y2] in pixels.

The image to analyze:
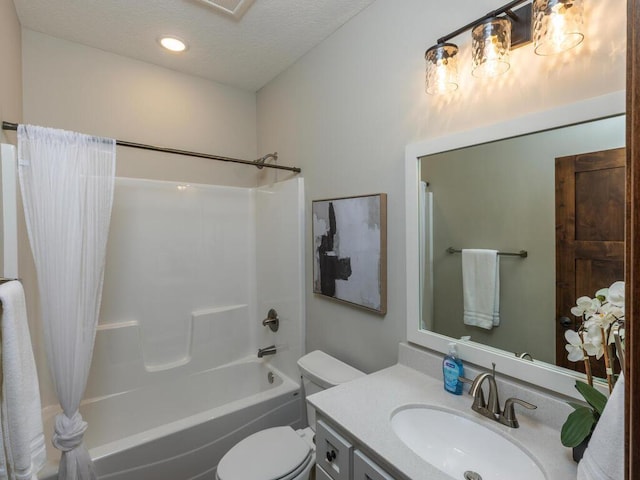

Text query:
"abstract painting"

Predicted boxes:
[[312, 194, 387, 314]]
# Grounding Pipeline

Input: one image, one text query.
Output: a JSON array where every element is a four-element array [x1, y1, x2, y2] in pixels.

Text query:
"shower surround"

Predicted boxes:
[[38, 176, 305, 479]]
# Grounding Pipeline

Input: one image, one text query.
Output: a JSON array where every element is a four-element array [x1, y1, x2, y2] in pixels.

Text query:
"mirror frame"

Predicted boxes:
[[405, 90, 626, 400]]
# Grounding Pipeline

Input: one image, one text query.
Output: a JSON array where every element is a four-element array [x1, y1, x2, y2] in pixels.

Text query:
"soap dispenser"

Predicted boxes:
[[443, 342, 464, 395]]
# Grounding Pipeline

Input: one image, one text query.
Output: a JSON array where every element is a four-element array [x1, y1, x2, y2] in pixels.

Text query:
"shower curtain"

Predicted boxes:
[[18, 125, 115, 480]]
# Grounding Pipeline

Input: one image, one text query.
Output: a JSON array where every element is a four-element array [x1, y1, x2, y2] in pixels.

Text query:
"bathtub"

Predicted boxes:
[[39, 358, 302, 480]]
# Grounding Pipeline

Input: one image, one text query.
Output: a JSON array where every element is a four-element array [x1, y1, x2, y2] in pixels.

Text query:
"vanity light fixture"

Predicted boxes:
[[425, 0, 585, 95], [425, 43, 459, 95], [471, 17, 512, 78], [159, 36, 188, 53], [533, 0, 584, 55]]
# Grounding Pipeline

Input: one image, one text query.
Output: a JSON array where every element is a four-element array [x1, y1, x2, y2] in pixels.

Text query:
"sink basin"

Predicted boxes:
[[391, 406, 546, 480]]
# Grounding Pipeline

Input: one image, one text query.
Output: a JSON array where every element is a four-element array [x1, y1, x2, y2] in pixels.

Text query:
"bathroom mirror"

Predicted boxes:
[[405, 91, 625, 398], [421, 115, 624, 367]]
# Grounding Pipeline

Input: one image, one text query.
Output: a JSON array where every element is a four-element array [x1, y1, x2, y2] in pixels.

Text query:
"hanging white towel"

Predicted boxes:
[[462, 249, 500, 330], [577, 374, 625, 480], [0, 281, 46, 480]]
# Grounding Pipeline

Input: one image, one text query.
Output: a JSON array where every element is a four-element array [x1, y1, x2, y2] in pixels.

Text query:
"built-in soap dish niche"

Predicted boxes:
[[95, 304, 250, 372]]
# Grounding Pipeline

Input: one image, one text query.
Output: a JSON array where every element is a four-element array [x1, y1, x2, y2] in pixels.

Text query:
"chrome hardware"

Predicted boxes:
[[459, 363, 499, 419], [468, 363, 500, 419], [559, 316, 572, 327], [267, 371, 275, 384], [461, 363, 536, 428], [262, 308, 279, 332], [516, 352, 533, 361], [458, 375, 486, 412], [498, 397, 537, 428], [257, 345, 277, 358], [326, 450, 337, 462], [464, 472, 483, 480]]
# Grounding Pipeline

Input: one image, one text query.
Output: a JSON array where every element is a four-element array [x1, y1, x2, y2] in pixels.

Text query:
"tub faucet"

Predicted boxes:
[[258, 345, 277, 358]]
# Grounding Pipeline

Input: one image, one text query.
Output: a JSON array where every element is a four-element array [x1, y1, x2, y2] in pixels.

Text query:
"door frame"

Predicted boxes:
[[626, 0, 639, 477]]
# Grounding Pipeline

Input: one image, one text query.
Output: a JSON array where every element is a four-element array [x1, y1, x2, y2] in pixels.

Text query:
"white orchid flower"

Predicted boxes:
[[565, 330, 601, 362], [608, 281, 625, 308], [582, 324, 604, 359], [595, 287, 609, 301], [565, 330, 586, 362], [571, 296, 601, 318], [566, 281, 625, 368]]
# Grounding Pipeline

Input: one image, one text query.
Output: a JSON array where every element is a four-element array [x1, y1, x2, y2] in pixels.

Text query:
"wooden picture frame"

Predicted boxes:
[[312, 193, 387, 314]]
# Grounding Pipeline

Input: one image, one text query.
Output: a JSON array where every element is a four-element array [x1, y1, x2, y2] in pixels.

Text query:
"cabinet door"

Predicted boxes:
[[353, 450, 394, 480], [316, 419, 353, 480], [316, 465, 334, 480]]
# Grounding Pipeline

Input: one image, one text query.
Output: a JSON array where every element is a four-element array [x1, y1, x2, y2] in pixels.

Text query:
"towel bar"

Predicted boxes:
[[446, 247, 528, 258]]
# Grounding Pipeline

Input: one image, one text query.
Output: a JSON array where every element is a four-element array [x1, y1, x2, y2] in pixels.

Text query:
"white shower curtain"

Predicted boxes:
[[18, 125, 115, 480]]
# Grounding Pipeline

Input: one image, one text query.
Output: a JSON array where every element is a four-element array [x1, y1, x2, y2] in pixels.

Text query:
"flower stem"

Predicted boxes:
[[601, 328, 614, 393], [580, 331, 593, 386]]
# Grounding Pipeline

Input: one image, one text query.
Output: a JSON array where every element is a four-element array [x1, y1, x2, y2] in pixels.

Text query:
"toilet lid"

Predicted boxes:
[[217, 426, 312, 480]]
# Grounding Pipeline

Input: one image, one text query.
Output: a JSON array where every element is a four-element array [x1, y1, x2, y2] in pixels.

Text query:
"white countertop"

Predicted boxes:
[[307, 363, 577, 480]]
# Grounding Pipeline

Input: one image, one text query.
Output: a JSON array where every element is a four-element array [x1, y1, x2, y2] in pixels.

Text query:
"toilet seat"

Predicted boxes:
[[216, 426, 313, 480]]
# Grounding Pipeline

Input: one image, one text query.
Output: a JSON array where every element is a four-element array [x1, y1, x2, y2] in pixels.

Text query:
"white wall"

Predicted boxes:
[[0, 0, 22, 142], [22, 29, 259, 187], [256, 0, 627, 373]]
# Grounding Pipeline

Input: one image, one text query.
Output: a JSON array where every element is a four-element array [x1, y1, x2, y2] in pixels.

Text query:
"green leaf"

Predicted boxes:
[[575, 380, 608, 415], [568, 401, 586, 411], [561, 406, 596, 447]]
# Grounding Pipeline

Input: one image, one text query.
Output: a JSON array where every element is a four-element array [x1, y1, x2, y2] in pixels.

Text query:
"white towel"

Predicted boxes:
[[577, 374, 625, 480], [462, 249, 500, 330], [0, 281, 46, 480]]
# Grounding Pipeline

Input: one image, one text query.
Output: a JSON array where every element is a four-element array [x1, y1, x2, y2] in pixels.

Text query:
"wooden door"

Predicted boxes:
[[555, 147, 626, 377]]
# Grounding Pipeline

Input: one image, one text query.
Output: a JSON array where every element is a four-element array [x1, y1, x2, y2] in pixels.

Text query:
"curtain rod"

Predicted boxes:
[[2, 121, 301, 174]]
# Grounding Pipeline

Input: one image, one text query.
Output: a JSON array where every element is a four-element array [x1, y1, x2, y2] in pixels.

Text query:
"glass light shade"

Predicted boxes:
[[533, 0, 584, 55], [471, 17, 511, 78], [425, 43, 459, 95]]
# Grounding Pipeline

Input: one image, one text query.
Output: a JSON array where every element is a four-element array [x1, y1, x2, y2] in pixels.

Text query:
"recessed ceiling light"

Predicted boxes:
[[159, 36, 187, 53]]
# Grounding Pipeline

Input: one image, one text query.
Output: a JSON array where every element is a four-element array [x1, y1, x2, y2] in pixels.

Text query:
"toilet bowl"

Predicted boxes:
[[215, 350, 365, 480]]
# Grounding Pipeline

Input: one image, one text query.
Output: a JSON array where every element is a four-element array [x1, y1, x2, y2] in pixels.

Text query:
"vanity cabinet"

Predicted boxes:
[[315, 417, 395, 480], [353, 450, 394, 480], [316, 419, 353, 480]]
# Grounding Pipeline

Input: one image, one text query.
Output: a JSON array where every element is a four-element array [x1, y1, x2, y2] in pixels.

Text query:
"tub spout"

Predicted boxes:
[[258, 345, 277, 358]]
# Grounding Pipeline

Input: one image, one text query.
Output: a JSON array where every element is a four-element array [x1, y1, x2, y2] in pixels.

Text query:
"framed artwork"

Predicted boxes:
[[312, 193, 387, 314]]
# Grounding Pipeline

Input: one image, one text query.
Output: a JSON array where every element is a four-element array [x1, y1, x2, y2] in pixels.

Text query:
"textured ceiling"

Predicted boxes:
[[13, 0, 376, 92]]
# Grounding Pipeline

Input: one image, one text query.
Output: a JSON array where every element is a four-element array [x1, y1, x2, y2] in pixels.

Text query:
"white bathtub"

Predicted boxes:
[[39, 358, 302, 480]]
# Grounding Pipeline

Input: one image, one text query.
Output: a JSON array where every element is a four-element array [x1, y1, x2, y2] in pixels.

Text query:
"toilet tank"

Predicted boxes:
[[297, 350, 365, 428]]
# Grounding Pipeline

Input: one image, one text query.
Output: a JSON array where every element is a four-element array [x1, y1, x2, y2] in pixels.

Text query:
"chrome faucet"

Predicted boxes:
[[459, 366, 500, 420], [459, 363, 537, 428], [262, 308, 279, 332], [498, 397, 537, 428], [257, 345, 277, 358]]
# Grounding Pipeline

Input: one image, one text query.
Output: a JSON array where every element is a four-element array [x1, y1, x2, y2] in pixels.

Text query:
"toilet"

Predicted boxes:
[[216, 350, 365, 480]]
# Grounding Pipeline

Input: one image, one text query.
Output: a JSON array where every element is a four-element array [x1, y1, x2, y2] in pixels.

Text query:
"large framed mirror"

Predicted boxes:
[[405, 91, 625, 399]]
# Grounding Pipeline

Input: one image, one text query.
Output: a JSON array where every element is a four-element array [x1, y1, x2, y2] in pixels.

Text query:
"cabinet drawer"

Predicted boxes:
[[316, 419, 353, 480], [316, 465, 334, 480], [353, 450, 394, 480]]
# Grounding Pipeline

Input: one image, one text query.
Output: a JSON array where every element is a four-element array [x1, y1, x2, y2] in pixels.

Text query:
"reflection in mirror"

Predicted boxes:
[[419, 115, 625, 379]]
